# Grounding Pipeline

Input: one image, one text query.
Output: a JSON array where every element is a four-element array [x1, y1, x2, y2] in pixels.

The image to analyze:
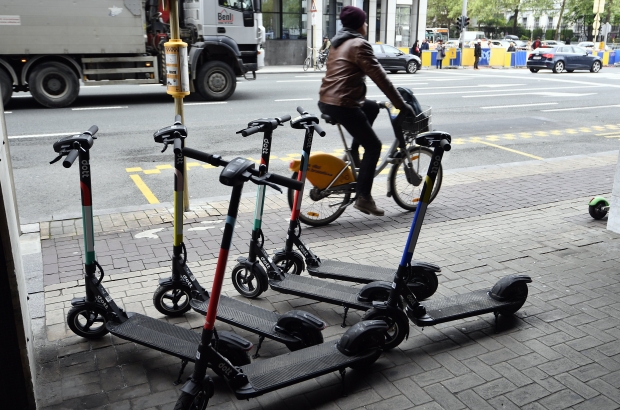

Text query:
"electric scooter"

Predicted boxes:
[[174, 145, 388, 409], [53, 126, 254, 384], [271, 102, 440, 300], [236, 110, 532, 351], [151, 116, 326, 357]]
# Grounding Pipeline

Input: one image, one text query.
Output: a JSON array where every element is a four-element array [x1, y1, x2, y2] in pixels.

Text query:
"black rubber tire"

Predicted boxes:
[[498, 282, 529, 316], [153, 283, 192, 317], [303, 57, 311, 71], [349, 349, 382, 370], [552, 60, 564, 73], [589, 203, 608, 220], [272, 250, 305, 275], [317, 58, 325, 70], [362, 308, 409, 350], [28, 62, 79, 108], [389, 146, 442, 212], [195, 61, 236, 101], [390, 70, 398, 74], [0, 68, 12, 108], [284, 325, 324, 351], [287, 172, 350, 227], [173, 390, 209, 410], [67, 304, 109, 339], [406, 61, 418, 74], [590, 61, 601, 73], [231, 263, 268, 298], [529, 68, 539, 73], [408, 270, 439, 300]]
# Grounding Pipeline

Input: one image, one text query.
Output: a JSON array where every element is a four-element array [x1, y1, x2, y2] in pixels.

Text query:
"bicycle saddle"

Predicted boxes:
[[320, 114, 338, 125]]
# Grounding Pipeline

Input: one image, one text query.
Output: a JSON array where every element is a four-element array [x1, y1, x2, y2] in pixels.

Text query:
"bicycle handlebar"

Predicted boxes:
[[182, 147, 303, 191], [237, 115, 291, 137]]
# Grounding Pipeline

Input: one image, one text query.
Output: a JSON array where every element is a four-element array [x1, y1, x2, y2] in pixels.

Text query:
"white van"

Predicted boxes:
[[461, 31, 485, 45]]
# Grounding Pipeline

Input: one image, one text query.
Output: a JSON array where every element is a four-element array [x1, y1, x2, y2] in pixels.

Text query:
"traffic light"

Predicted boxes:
[[455, 16, 463, 31], [464, 16, 470, 28]]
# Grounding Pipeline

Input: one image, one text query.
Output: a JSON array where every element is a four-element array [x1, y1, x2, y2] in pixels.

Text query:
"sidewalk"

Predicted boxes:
[[29, 151, 620, 410]]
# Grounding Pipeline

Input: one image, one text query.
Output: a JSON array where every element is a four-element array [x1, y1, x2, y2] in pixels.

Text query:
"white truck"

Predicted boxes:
[[0, 0, 264, 108]]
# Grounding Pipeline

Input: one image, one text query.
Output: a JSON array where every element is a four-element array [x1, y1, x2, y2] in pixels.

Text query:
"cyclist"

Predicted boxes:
[[318, 5, 414, 217], [320, 36, 331, 54]]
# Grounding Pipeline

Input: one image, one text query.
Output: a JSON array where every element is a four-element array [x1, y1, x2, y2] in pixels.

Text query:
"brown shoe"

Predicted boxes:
[[354, 196, 385, 216]]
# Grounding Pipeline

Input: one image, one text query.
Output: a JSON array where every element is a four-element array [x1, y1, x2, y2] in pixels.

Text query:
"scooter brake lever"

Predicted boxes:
[[50, 154, 63, 165], [161, 141, 169, 153], [251, 176, 282, 193]]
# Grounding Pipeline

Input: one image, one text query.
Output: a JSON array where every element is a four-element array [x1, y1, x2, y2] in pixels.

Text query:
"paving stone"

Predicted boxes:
[[130, 389, 179, 409], [441, 373, 486, 394], [554, 373, 599, 399], [392, 377, 433, 406], [455, 389, 495, 410], [424, 383, 465, 410], [505, 383, 550, 407], [573, 394, 620, 410], [538, 389, 584, 410], [473, 378, 518, 400]]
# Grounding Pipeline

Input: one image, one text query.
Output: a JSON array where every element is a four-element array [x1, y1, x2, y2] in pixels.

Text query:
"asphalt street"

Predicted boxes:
[[5, 66, 620, 223]]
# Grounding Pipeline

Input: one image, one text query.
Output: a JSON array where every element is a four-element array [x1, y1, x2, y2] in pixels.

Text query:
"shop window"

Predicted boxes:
[[262, 0, 306, 39]]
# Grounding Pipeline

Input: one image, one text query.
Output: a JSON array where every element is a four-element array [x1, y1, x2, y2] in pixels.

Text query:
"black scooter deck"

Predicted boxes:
[[107, 313, 199, 362], [269, 275, 371, 310], [235, 342, 376, 399], [190, 295, 299, 344], [308, 259, 396, 283], [414, 289, 523, 326]]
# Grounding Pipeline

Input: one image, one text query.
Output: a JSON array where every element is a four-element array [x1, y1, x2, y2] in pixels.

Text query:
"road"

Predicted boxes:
[[5, 67, 620, 223]]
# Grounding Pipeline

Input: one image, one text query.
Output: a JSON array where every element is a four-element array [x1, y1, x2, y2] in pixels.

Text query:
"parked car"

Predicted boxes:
[[527, 46, 603, 73], [514, 40, 528, 50], [503, 35, 520, 42], [578, 41, 612, 51], [372, 44, 421, 74], [489, 40, 511, 49], [540, 40, 560, 48]]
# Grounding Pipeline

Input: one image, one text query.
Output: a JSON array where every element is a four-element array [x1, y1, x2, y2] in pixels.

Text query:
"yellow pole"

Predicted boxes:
[[167, 0, 191, 211]]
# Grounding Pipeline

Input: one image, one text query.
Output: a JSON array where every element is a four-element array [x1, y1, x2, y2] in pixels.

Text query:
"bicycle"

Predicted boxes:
[[288, 102, 441, 227], [303, 47, 328, 71]]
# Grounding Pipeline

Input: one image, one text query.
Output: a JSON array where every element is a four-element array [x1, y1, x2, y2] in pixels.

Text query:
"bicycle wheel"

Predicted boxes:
[[303, 57, 311, 71], [317, 57, 325, 70], [389, 146, 442, 211], [287, 172, 351, 227]]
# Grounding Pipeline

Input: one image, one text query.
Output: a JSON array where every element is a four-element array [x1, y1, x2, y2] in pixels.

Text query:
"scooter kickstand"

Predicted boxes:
[[339, 368, 348, 397], [174, 359, 188, 385], [341, 307, 349, 328], [494, 311, 499, 334], [252, 336, 265, 359]]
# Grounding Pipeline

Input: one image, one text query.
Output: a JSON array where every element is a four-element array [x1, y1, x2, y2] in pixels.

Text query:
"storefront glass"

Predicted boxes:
[[395, 5, 410, 47], [263, 0, 306, 39]]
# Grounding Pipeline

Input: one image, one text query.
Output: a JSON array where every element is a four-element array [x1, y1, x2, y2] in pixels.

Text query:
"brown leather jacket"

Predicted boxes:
[[319, 34, 406, 109]]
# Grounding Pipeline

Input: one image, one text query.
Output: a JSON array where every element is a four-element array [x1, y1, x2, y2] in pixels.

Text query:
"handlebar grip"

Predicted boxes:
[[278, 114, 291, 123], [173, 138, 182, 154], [440, 139, 451, 152], [266, 172, 304, 191], [182, 147, 228, 167], [297, 106, 307, 115], [174, 114, 182, 124], [63, 149, 79, 168], [87, 125, 98, 136], [313, 123, 326, 137], [241, 125, 263, 137]]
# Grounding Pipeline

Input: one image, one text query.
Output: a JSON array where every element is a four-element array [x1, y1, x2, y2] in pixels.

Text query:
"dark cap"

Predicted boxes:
[[340, 6, 366, 30]]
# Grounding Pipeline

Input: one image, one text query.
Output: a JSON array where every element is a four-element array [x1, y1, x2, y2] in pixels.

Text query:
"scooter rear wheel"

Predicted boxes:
[[153, 284, 192, 317], [231, 263, 268, 298], [589, 203, 608, 220], [362, 308, 409, 350], [67, 304, 109, 339], [272, 251, 305, 275], [498, 282, 529, 316], [284, 325, 324, 351], [408, 270, 439, 300]]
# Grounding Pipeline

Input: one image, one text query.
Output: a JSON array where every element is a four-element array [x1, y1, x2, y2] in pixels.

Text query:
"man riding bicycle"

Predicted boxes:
[[318, 6, 414, 216]]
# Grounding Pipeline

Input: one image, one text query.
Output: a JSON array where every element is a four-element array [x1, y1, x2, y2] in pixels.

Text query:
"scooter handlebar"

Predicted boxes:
[[265, 172, 303, 191], [277, 115, 292, 123], [87, 125, 99, 136], [297, 106, 307, 115], [440, 139, 451, 152], [313, 123, 326, 137], [63, 149, 79, 168], [173, 138, 183, 154], [182, 147, 227, 167], [174, 114, 182, 124]]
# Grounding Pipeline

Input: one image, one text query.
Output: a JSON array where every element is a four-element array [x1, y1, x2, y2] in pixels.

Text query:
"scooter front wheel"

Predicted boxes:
[[362, 308, 409, 350], [231, 263, 268, 298], [153, 284, 192, 317], [272, 250, 305, 275], [67, 304, 109, 339], [589, 203, 608, 220], [173, 390, 209, 410]]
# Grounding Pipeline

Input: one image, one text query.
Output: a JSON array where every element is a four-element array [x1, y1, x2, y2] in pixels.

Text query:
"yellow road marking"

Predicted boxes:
[[156, 164, 173, 170], [474, 141, 543, 160], [596, 132, 620, 136], [126, 167, 143, 172], [144, 169, 160, 174], [129, 174, 159, 204]]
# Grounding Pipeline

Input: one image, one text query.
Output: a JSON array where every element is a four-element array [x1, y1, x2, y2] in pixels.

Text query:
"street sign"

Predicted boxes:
[[310, 0, 317, 25], [593, 0, 605, 13]]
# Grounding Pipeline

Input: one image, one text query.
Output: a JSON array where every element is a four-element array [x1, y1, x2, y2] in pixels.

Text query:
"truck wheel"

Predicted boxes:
[[28, 62, 79, 108], [196, 61, 236, 101], [0, 69, 12, 108]]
